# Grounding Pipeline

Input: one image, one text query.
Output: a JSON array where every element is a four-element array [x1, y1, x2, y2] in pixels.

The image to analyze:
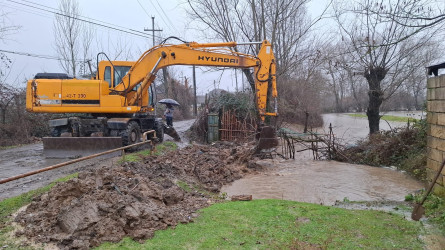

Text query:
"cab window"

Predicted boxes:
[[104, 66, 112, 88], [114, 66, 131, 87]]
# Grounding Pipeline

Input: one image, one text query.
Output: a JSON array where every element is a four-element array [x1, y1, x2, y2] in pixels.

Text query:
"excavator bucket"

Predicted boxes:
[[256, 126, 279, 153], [163, 125, 181, 141], [43, 137, 123, 158]]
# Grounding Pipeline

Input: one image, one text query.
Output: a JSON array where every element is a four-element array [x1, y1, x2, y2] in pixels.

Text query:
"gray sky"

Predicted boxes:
[[0, 0, 329, 94]]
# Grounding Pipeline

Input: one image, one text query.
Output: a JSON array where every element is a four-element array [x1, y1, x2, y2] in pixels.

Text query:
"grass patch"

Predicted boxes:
[[0, 145, 21, 150], [120, 141, 178, 163], [97, 199, 424, 249], [410, 192, 445, 234], [0, 173, 78, 248], [176, 180, 192, 192], [348, 113, 418, 123]]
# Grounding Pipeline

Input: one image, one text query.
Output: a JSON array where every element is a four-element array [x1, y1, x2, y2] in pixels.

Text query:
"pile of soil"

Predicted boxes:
[[14, 142, 263, 249]]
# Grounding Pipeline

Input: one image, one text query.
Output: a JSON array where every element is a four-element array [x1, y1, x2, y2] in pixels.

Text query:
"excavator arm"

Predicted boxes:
[[112, 40, 277, 121]]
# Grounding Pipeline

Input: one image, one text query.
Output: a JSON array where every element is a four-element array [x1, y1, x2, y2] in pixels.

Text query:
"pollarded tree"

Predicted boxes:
[[334, 0, 434, 134]]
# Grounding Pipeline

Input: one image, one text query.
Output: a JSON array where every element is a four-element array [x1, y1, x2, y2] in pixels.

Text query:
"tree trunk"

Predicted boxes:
[[1, 108, 6, 125], [162, 68, 169, 98], [242, 68, 255, 93], [364, 67, 387, 134]]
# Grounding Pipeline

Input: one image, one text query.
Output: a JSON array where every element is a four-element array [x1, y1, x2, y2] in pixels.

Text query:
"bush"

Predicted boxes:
[[335, 119, 427, 181]]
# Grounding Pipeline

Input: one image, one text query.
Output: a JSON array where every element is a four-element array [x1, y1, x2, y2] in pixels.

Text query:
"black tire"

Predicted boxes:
[[154, 120, 164, 142], [50, 127, 61, 137], [121, 121, 141, 146], [49, 126, 68, 137]]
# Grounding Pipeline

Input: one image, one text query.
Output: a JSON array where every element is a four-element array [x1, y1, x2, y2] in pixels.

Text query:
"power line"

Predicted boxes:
[[0, 2, 54, 20], [17, 0, 156, 38], [137, 0, 151, 18], [5, 0, 162, 40], [146, 0, 176, 34], [154, 0, 181, 34], [0, 49, 84, 62]]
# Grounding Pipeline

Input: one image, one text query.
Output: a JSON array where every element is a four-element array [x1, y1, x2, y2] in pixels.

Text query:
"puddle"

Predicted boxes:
[[221, 158, 424, 206]]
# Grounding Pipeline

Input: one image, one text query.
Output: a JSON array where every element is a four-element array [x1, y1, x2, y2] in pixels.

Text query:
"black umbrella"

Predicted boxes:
[[158, 98, 180, 106]]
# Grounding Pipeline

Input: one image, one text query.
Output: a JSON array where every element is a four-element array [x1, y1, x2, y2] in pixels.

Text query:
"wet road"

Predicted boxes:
[[0, 119, 196, 201]]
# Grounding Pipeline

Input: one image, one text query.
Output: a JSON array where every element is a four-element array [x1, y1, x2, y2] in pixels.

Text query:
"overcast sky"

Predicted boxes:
[[0, 0, 329, 94]]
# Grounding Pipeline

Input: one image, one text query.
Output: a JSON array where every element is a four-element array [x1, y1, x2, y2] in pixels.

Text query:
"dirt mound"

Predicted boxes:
[[14, 142, 259, 249]]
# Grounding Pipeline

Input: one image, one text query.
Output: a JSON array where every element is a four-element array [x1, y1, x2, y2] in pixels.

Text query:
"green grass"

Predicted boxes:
[[97, 199, 424, 249], [120, 141, 178, 163], [0, 145, 21, 150], [411, 192, 445, 234], [348, 113, 418, 123], [0, 173, 78, 249]]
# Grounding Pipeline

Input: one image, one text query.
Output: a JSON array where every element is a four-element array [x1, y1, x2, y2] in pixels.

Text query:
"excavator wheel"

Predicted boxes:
[[50, 126, 68, 137], [122, 121, 141, 146]]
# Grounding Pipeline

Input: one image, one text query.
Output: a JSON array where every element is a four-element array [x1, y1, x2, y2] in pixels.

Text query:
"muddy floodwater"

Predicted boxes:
[[222, 112, 425, 205], [222, 158, 423, 205], [317, 111, 425, 144]]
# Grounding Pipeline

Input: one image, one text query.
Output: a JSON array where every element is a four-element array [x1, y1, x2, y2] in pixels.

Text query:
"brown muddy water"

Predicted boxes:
[[221, 157, 423, 206], [222, 113, 424, 205]]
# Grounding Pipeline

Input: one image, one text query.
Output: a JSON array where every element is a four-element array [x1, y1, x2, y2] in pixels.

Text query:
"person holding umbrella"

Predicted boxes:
[[164, 103, 174, 127], [158, 98, 180, 127]]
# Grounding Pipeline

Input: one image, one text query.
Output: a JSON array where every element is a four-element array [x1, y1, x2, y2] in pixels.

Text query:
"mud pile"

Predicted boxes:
[[15, 142, 260, 249]]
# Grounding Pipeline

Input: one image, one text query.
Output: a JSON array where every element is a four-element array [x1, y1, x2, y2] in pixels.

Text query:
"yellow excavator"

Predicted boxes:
[[26, 39, 278, 157]]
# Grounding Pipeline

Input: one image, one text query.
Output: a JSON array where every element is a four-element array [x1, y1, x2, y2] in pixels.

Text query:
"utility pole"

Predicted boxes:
[[144, 17, 162, 47], [143, 17, 164, 115], [144, 17, 169, 98], [234, 68, 238, 92], [193, 66, 197, 117]]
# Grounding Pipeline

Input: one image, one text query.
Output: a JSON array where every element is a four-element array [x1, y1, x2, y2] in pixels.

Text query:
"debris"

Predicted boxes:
[[231, 195, 252, 201]]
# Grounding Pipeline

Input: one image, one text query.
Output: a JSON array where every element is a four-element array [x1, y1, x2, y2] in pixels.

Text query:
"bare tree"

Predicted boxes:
[[0, 10, 19, 42], [186, 0, 332, 125], [375, 0, 445, 37], [334, 0, 433, 134], [186, 0, 323, 86], [54, 0, 94, 78], [402, 41, 440, 109], [0, 10, 19, 125]]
